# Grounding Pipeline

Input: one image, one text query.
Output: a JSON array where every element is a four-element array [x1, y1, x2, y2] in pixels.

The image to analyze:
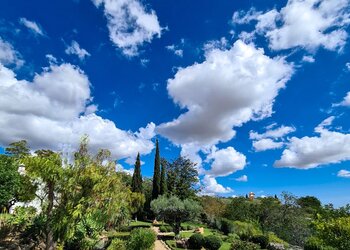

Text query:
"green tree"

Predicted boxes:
[[5, 140, 30, 158], [160, 158, 167, 195], [22, 150, 64, 250], [152, 139, 161, 200], [132, 153, 143, 193], [151, 195, 202, 235], [166, 157, 199, 200], [297, 196, 321, 214]]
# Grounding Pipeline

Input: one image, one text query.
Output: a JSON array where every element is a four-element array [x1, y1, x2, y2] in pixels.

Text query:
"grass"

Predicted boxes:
[[129, 220, 152, 227], [219, 242, 231, 250]]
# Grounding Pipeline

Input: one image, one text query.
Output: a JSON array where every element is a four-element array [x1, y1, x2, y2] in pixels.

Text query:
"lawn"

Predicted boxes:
[[165, 240, 231, 250], [129, 220, 152, 227]]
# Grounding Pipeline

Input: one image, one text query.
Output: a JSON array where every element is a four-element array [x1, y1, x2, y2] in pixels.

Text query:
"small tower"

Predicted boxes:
[[248, 192, 255, 201]]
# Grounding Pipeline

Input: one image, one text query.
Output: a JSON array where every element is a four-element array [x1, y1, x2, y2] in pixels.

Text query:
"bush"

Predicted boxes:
[[304, 236, 336, 250], [203, 235, 222, 250], [127, 228, 156, 250], [251, 235, 269, 249], [188, 233, 204, 249], [187, 225, 194, 230], [226, 233, 240, 242], [108, 238, 126, 250], [166, 225, 173, 232], [267, 232, 288, 246], [9, 206, 36, 231], [231, 240, 261, 250], [221, 218, 235, 235], [159, 226, 167, 232], [160, 225, 173, 232]]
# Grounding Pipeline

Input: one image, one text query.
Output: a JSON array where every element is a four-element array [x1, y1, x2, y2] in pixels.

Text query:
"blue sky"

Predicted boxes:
[[1, 0, 350, 206]]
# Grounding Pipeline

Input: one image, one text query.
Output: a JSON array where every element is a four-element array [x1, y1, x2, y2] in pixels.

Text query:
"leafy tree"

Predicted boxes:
[[0, 140, 35, 212], [22, 149, 64, 250], [151, 195, 202, 235], [53, 145, 131, 248], [298, 196, 321, 214], [200, 196, 227, 222], [166, 157, 199, 200], [132, 153, 143, 193], [152, 139, 161, 200], [5, 140, 30, 158], [160, 158, 167, 195]]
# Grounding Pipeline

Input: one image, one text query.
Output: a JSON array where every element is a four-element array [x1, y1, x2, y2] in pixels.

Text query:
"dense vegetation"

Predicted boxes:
[[0, 139, 349, 250]]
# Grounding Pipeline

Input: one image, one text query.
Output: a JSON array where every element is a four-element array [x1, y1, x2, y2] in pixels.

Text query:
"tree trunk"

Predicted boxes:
[[46, 181, 55, 250]]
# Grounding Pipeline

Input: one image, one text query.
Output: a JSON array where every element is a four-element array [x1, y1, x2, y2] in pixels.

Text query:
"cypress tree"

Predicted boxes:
[[160, 158, 167, 195], [152, 139, 161, 200], [131, 153, 142, 193]]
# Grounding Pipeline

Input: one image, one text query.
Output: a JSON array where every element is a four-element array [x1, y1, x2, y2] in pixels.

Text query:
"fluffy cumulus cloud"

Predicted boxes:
[[337, 169, 350, 178], [65, 40, 91, 60], [252, 138, 284, 152], [157, 40, 293, 148], [275, 117, 350, 169], [200, 175, 233, 196], [92, 0, 162, 56], [250, 125, 295, 151], [235, 175, 248, 182], [0, 42, 154, 159], [206, 147, 246, 177], [233, 0, 350, 52], [19, 17, 44, 36], [0, 37, 23, 67], [336, 92, 350, 107]]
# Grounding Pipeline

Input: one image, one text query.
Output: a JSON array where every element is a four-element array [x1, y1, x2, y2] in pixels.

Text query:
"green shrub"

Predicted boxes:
[[267, 232, 288, 246], [9, 206, 36, 231], [304, 236, 336, 250], [166, 225, 173, 232], [188, 233, 204, 249], [221, 218, 235, 235], [251, 235, 269, 249], [159, 225, 167, 232], [203, 235, 222, 250], [187, 225, 194, 230], [232, 221, 261, 240], [231, 240, 261, 250], [226, 233, 240, 242], [108, 238, 126, 250], [127, 228, 156, 250]]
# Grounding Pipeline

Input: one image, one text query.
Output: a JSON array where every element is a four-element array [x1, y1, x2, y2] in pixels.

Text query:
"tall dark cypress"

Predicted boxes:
[[160, 158, 167, 195], [131, 153, 142, 193], [152, 139, 161, 199]]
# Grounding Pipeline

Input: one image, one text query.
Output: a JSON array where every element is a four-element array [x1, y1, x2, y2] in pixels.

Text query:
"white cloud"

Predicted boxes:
[[253, 138, 284, 152], [157, 40, 293, 148], [0, 37, 23, 67], [346, 62, 350, 71], [337, 169, 350, 178], [235, 175, 248, 182], [206, 146, 246, 177], [234, 0, 350, 52], [275, 117, 350, 169], [0, 50, 154, 159], [250, 125, 295, 140], [92, 0, 162, 57], [302, 55, 315, 63], [200, 175, 233, 196], [19, 18, 44, 36], [65, 40, 91, 60], [166, 45, 183, 57], [336, 92, 350, 107]]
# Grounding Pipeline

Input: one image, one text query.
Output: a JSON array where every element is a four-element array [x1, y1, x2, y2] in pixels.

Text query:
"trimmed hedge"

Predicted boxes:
[[203, 235, 223, 250], [188, 233, 204, 249]]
